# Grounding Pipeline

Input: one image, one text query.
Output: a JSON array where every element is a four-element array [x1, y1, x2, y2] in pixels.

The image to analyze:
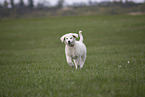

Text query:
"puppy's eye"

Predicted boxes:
[[70, 37, 72, 39], [66, 38, 68, 40]]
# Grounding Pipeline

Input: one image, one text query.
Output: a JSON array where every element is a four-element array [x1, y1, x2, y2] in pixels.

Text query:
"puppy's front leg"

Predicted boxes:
[[66, 56, 74, 67], [73, 57, 81, 70]]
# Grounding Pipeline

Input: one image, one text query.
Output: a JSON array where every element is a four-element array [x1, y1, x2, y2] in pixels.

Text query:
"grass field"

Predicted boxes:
[[0, 15, 145, 97]]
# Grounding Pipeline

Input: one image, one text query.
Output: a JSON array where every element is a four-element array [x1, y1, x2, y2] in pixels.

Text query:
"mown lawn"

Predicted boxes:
[[0, 15, 145, 97]]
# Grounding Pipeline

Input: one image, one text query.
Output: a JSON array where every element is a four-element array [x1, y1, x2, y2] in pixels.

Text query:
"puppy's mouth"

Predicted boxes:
[[68, 41, 74, 47]]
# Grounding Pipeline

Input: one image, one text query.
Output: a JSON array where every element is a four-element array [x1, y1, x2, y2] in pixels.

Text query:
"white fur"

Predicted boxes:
[[60, 31, 86, 69]]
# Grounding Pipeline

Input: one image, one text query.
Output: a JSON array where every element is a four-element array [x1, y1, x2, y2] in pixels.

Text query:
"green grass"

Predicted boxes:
[[0, 15, 145, 97]]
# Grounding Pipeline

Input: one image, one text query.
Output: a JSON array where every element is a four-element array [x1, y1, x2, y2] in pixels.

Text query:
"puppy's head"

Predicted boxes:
[[60, 33, 78, 47]]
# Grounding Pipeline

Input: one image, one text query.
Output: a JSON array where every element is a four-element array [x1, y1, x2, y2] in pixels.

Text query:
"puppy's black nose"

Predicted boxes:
[[68, 41, 70, 44]]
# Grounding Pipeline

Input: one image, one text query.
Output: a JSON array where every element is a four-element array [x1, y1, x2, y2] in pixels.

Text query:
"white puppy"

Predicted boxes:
[[60, 31, 86, 69]]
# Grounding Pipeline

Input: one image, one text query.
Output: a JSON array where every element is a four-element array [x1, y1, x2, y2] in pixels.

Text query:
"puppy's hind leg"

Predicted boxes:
[[66, 56, 74, 67], [80, 55, 86, 69]]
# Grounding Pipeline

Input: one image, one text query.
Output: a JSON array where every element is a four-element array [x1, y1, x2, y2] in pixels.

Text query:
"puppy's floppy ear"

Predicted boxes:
[[71, 33, 78, 38], [60, 35, 66, 43]]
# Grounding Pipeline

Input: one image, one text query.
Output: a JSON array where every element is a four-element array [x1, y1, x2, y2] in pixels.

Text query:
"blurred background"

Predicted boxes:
[[0, 1, 145, 97], [0, 0, 145, 18]]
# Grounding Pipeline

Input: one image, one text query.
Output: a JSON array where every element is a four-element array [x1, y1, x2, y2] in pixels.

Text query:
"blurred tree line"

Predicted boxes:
[[1, 0, 145, 9], [0, 0, 145, 18], [0, 0, 64, 8]]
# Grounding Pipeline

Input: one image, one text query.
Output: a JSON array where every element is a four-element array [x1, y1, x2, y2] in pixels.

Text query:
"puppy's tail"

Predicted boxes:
[[79, 31, 83, 42]]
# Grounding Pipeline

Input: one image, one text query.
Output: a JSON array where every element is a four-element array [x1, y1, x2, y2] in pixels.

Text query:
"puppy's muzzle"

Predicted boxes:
[[68, 41, 74, 47], [68, 41, 70, 44]]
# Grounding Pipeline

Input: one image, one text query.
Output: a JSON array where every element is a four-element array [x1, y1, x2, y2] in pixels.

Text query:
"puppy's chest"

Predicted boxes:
[[66, 47, 80, 59]]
